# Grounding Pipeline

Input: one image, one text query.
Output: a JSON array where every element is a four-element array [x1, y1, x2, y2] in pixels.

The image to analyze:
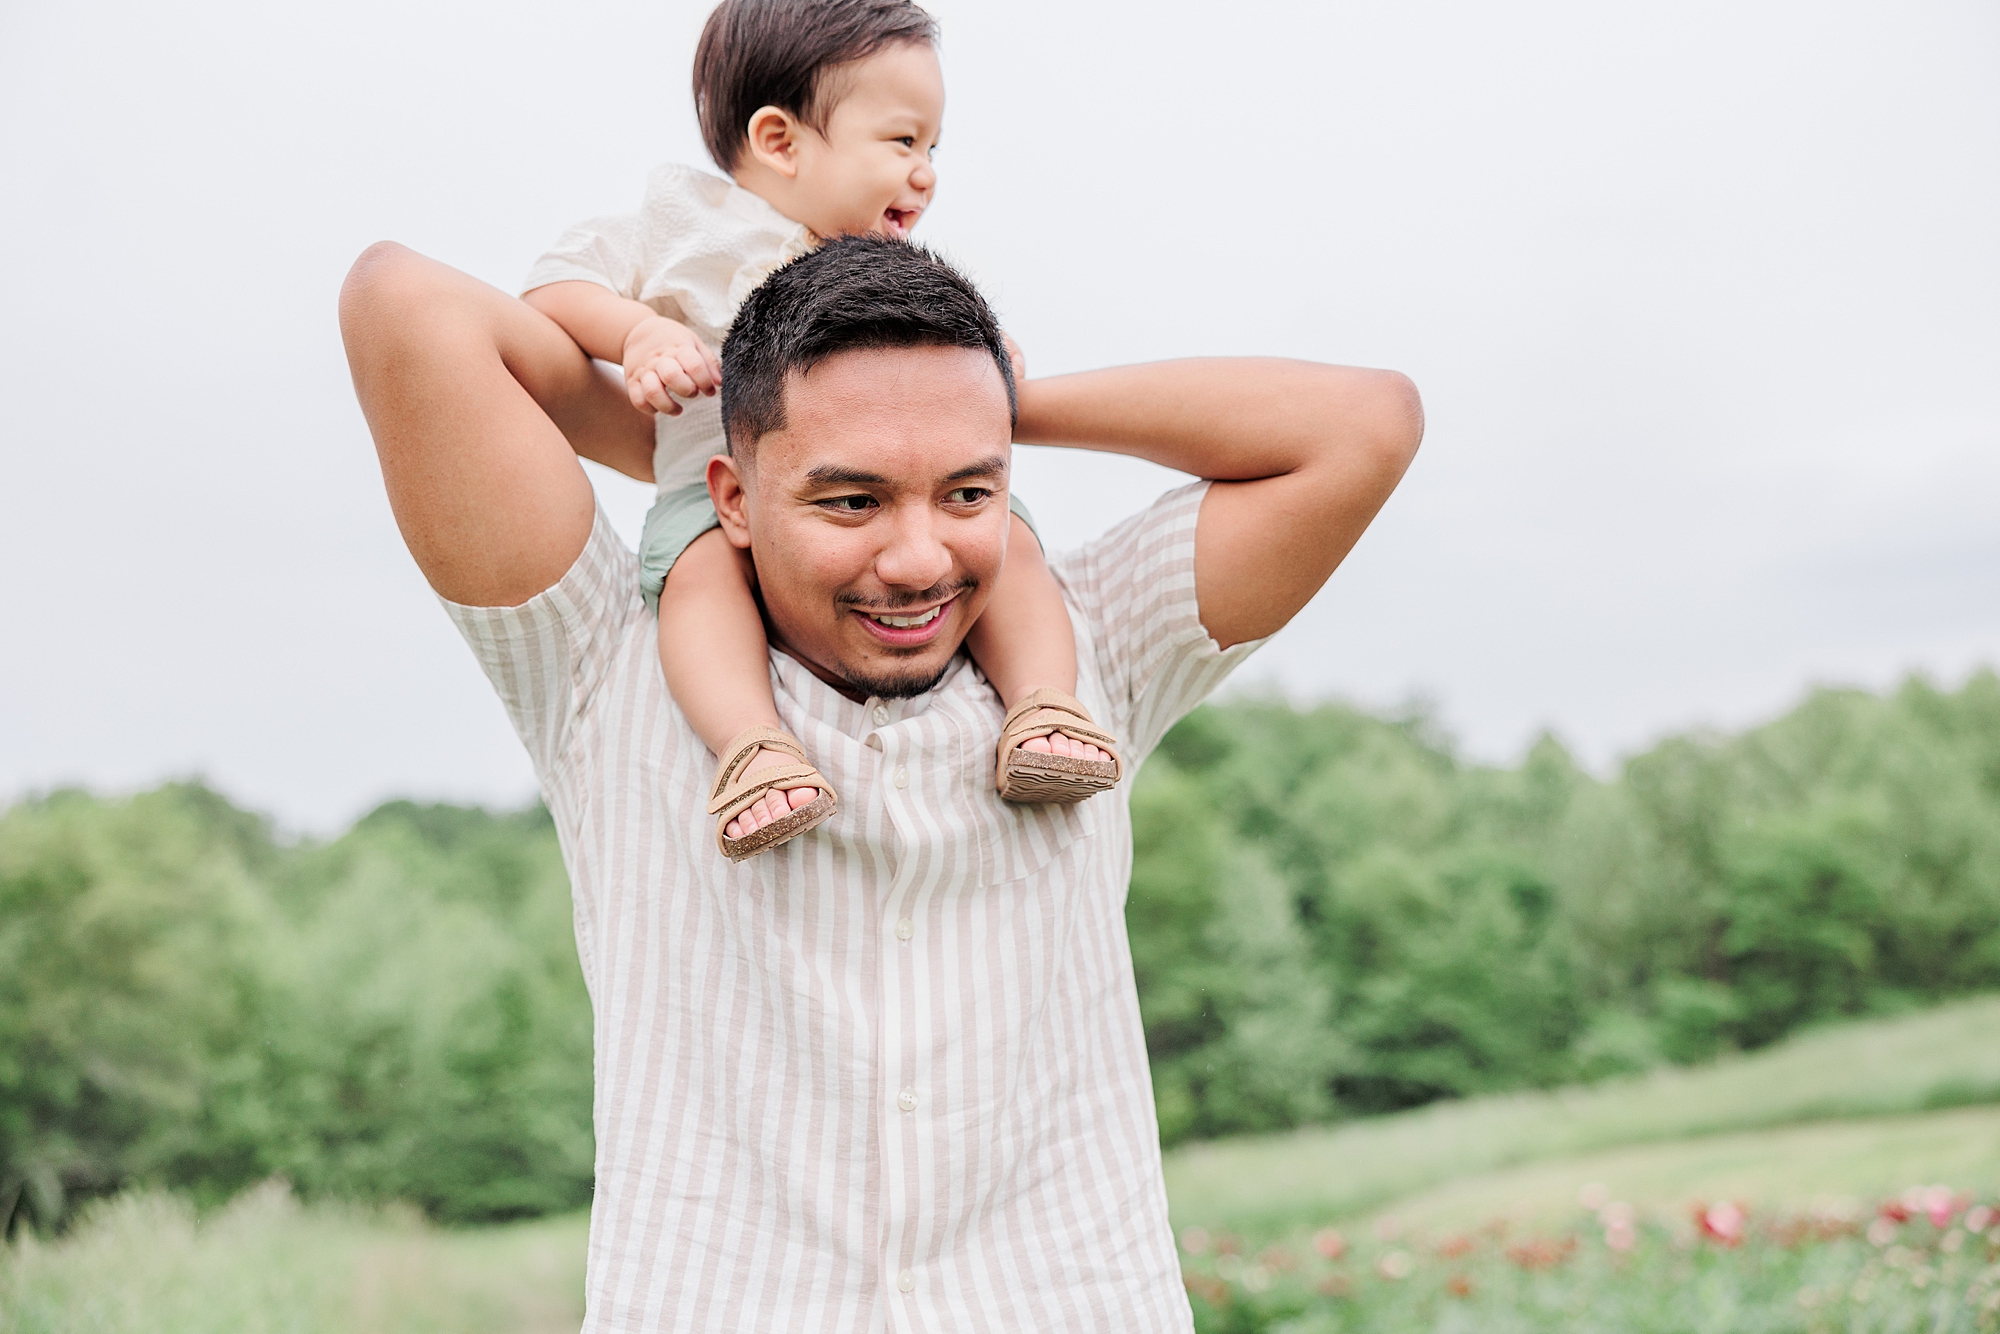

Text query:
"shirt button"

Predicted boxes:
[[897, 1269, 915, 1293], [872, 705, 890, 726], [892, 766, 909, 789], [895, 918, 914, 941], [897, 1088, 918, 1113]]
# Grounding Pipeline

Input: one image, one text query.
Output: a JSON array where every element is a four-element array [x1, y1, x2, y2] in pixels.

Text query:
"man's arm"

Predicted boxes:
[[338, 243, 656, 607], [1012, 359, 1422, 648]]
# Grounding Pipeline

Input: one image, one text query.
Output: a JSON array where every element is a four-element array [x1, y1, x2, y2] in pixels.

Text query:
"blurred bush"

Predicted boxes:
[[1129, 670, 2000, 1142], [0, 789, 592, 1234], [4, 669, 1998, 1227]]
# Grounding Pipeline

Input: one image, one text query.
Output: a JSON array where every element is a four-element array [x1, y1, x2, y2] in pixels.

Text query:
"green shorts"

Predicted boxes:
[[638, 482, 1042, 611]]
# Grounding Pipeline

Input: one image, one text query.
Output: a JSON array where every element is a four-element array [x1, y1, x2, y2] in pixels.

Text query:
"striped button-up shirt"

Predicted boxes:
[[444, 481, 1260, 1332]]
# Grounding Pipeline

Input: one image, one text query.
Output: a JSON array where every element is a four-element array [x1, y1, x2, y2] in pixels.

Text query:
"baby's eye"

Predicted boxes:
[[822, 494, 877, 513], [945, 487, 990, 505], [896, 136, 916, 148]]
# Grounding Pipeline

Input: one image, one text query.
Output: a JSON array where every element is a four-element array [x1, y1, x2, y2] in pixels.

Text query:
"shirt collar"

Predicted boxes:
[[770, 648, 973, 741]]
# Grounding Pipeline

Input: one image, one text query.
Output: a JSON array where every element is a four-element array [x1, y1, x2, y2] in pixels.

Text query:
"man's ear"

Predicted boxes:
[[708, 453, 754, 549], [744, 106, 803, 179]]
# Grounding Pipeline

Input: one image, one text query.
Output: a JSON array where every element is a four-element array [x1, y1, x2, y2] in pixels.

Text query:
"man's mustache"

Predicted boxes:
[[836, 578, 977, 612]]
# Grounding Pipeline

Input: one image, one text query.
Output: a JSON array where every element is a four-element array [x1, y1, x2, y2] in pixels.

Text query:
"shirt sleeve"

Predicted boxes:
[[438, 507, 641, 785], [1052, 481, 1266, 767], [521, 210, 651, 304]]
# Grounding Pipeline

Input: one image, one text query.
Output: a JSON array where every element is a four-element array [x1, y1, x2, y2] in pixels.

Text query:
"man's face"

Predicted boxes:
[[710, 345, 1013, 700]]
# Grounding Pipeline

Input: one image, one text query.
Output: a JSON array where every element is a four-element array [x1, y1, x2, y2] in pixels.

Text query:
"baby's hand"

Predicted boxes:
[[622, 316, 721, 416]]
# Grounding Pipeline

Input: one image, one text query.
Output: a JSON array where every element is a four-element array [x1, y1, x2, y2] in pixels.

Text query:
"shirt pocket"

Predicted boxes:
[[947, 677, 1105, 886], [972, 777, 1098, 885]]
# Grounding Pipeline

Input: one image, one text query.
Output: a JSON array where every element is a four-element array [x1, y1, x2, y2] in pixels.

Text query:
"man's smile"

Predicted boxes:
[[852, 595, 957, 647]]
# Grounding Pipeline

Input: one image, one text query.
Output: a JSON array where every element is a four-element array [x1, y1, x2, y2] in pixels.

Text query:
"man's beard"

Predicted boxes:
[[840, 658, 955, 700], [827, 576, 976, 699]]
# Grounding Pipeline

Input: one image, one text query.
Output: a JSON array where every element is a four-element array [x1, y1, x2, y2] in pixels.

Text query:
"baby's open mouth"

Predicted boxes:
[[882, 208, 918, 238]]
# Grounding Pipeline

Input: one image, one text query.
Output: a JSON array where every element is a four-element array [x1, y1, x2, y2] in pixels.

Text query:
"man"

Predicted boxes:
[[339, 235, 1421, 1331]]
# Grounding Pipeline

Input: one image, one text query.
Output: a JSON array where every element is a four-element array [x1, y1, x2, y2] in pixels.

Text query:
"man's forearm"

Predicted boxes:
[[1013, 358, 1416, 482], [1014, 357, 1423, 649], [521, 281, 657, 365]]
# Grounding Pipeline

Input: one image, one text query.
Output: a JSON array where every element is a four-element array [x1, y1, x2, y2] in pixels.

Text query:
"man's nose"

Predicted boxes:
[[874, 502, 952, 591]]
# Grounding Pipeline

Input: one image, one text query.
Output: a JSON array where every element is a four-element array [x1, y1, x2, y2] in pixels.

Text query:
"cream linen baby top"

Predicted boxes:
[[522, 164, 814, 493]]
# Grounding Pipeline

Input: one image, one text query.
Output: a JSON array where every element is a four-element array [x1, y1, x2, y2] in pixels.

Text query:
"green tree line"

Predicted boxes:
[[4, 672, 1998, 1232]]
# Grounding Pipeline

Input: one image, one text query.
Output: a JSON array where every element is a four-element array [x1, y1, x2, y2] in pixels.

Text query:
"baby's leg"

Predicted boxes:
[[964, 513, 1112, 767], [657, 528, 820, 838]]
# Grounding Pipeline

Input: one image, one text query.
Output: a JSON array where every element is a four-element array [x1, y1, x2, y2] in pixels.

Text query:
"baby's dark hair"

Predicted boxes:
[[721, 235, 1015, 456], [694, 0, 939, 175]]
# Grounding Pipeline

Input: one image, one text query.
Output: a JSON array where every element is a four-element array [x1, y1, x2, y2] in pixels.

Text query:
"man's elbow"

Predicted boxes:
[[337, 241, 429, 350], [1360, 367, 1425, 473]]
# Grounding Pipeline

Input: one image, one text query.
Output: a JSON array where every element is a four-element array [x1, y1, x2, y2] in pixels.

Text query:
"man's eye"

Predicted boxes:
[[824, 495, 876, 513], [946, 487, 990, 504]]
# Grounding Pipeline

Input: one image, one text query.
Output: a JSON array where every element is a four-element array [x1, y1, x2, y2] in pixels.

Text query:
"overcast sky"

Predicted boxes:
[[2, 0, 1996, 832]]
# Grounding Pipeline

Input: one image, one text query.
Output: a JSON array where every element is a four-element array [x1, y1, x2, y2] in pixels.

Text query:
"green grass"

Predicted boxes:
[[1382, 1105, 2000, 1234], [1164, 995, 2000, 1233], [0, 1182, 587, 1334], [7, 998, 2000, 1332]]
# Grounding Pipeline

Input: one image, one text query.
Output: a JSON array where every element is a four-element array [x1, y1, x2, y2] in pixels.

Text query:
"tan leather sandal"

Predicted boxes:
[[708, 726, 838, 861], [994, 688, 1122, 804]]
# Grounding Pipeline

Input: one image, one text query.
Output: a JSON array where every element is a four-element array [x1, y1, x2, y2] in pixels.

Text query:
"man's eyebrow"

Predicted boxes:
[[944, 455, 1009, 483], [804, 463, 890, 486]]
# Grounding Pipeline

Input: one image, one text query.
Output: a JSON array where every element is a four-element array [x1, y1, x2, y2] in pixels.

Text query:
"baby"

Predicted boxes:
[[523, 0, 1120, 861]]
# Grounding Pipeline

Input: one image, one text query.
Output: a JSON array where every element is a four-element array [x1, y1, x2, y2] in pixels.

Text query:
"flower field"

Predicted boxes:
[[1176, 1188, 2000, 1333]]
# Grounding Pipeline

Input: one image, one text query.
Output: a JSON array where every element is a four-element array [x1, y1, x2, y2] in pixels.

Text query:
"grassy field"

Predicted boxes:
[[0, 1183, 586, 1334], [1165, 995, 2000, 1232], [6, 998, 1999, 1332]]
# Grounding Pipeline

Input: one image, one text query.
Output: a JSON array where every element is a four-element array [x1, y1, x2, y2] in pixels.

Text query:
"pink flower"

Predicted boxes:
[[1312, 1227, 1347, 1260], [1696, 1202, 1746, 1247]]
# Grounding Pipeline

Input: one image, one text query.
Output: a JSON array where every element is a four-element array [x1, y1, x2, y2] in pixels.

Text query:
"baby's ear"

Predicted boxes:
[[744, 106, 802, 178]]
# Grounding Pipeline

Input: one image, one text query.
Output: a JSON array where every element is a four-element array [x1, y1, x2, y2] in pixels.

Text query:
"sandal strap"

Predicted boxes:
[[708, 762, 825, 818], [710, 726, 808, 798], [999, 688, 1121, 755], [706, 727, 834, 816]]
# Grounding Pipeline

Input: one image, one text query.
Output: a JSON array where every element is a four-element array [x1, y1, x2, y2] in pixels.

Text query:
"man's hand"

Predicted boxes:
[[623, 316, 722, 416], [1002, 332, 1028, 387]]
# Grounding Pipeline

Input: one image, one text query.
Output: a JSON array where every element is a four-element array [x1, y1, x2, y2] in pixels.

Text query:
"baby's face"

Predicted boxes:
[[792, 41, 943, 241]]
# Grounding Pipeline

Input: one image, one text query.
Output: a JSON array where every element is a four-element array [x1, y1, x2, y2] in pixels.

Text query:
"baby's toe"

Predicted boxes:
[[786, 785, 819, 812], [1021, 736, 1054, 754]]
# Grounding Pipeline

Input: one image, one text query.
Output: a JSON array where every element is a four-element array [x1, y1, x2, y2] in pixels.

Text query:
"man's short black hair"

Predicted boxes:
[[694, 0, 939, 175], [721, 235, 1016, 456]]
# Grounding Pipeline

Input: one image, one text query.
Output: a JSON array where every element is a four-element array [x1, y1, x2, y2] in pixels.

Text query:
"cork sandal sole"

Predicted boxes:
[[994, 688, 1123, 806], [708, 725, 839, 862], [995, 750, 1120, 803], [719, 788, 837, 862]]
